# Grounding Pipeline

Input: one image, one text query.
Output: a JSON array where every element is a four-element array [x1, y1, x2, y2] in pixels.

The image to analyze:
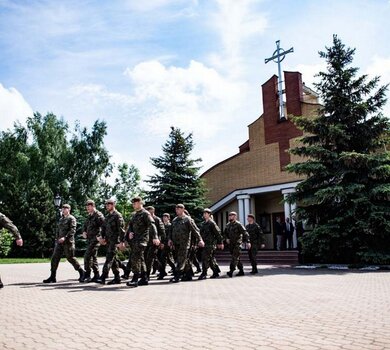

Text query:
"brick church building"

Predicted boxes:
[[201, 71, 320, 250]]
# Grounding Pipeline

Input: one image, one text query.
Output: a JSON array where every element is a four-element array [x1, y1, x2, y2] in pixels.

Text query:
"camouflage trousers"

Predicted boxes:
[[188, 246, 201, 272], [130, 243, 146, 275], [248, 243, 258, 268], [200, 245, 220, 275], [145, 244, 159, 277], [118, 247, 132, 274], [158, 244, 175, 274], [51, 241, 81, 272], [102, 240, 120, 276], [84, 238, 100, 274], [173, 243, 191, 275], [229, 243, 243, 272]]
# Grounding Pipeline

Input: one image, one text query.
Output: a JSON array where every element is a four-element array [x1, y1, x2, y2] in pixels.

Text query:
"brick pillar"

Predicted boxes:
[[284, 71, 303, 116], [261, 75, 279, 124]]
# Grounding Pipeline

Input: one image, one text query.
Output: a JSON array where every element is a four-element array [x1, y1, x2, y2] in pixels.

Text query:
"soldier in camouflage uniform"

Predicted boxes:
[[96, 199, 125, 285], [157, 213, 176, 280], [145, 206, 165, 280], [126, 197, 159, 288], [198, 208, 224, 280], [80, 199, 105, 282], [0, 212, 23, 288], [186, 210, 202, 275], [168, 204, 204, 283], [246, 214, 265, 274], [43, 204, 85, 283], [223, 211, 251, 277]]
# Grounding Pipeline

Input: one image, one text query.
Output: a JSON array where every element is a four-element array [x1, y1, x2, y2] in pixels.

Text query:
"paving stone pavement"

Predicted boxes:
[[0, 260, 389, 350]]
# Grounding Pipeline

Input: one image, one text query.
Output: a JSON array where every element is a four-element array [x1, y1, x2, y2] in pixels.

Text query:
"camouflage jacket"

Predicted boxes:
[[127, 208, 157, 247], [57, 214, 77, 242], [171, 215, 202, 249], [163, 222, 172, 244], [101, 210, 125, 243], [223, 220, 249, 245], [200, 219, 223, 247], [246, 223, 265, 246], [83, 210, 105, 239], [0, 212, 21, 240], [153, 215, 166, 243]]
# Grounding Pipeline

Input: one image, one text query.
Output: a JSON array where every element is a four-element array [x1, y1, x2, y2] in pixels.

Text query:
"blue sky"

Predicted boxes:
[[1, 0, 390, 182]]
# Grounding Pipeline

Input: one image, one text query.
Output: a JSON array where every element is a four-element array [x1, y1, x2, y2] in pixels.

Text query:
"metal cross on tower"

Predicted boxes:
[[265, 40, 294, 121]]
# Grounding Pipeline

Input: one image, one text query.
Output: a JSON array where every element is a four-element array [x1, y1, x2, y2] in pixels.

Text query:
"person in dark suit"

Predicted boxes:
[[275, 216, 284, 251], [283, 217, 295, 250]]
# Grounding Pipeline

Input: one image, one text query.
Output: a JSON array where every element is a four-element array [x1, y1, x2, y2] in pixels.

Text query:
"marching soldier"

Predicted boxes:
[[223, 211, 250, 277], [80, 200, 105, 283], [0, 212, 23, 288], [96, 199, 125, 285], [186, 209, 202, 275], [168, 204, 204, 283], [198, 208, 224, 280], [145, 206, 165, 280], [157, 213, 176, 280], [246, 214, 265, 274], [43, 204, 85, 283], [126, 197, 159, 288]]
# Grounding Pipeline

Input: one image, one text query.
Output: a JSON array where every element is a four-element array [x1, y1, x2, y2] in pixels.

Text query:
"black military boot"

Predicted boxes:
[[157, 271, 167, 280], [169, 272, 181, 283], [126, 273, 139, 288], [96, 272, 108, 285], [121, 270, 130, 280], [80, 271, 90, 283], [227, 270, 233, 278], [210, 270, 220, 279], [0, 276, 3, 288], [236, 268, 245, 276], [107, 273, 121, 285], [43, 271, 57, 283], [77, 268, 86, 282], [90, 271, 99, 283], [138, 273, 149, 286], [181, 269, 193, 281], [198, 273, 207, 280]]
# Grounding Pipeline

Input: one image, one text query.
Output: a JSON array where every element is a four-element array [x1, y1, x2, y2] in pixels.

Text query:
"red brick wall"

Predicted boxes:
[[263, 72, 304, 170]]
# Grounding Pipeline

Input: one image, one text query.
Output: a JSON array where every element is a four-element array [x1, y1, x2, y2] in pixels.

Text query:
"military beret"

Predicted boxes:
[[176, 204, 185, 209], [162, 213, 170, 218], [203, 208, 212, 214], [85, 199, 95, 206], [62, 204, 71, 209], [145, 206, 155, 211], [228, 211, 237, 216], [131, 196, 143, 203], [105, 198, 116, 205], [247, 213, 255, 219]]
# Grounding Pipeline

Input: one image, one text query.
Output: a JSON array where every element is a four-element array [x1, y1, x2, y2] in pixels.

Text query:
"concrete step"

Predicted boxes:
[[214, 250, 299, 265]]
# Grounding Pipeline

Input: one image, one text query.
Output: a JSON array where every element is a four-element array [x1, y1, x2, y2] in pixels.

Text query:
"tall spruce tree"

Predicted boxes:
[[146, 127, 207, 221], [287, 35, 390, 264]]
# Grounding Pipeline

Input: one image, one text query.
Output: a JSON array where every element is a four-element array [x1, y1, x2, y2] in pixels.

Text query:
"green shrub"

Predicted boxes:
[[0, 229, 13, 258]]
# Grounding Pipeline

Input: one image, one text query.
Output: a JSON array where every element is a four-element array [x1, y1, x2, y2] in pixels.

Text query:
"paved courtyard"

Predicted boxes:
[[1, 260, 389, 350]]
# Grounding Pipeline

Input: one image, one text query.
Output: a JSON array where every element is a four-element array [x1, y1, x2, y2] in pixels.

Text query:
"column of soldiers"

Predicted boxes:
[[0, 197, 267, 288]]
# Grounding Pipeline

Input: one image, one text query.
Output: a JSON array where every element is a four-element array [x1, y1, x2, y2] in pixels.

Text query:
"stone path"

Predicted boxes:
[[1, 261, 389, 349]]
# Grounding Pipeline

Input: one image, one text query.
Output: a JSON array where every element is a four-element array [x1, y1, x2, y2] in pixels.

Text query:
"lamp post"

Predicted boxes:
[[53, 194, 62, 222]]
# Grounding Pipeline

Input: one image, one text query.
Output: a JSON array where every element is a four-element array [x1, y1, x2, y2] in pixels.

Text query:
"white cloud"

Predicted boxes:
[[123, 59, 247, 138], [366, 55, 390, 81], [0, 83, 33, 131], [209, 0, 267, 78], [366, 55, 390, 116], [291, 63, 326, 89]]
